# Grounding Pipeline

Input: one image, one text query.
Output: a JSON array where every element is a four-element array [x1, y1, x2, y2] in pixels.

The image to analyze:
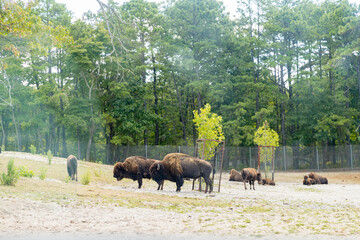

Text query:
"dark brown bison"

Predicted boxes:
[[113, 156, 163, 189], [261, 178, 275, 186], [150, 153, 213, 193], [67, 155, 78, 181], [303, 175, 315, 185], [241, 168, 261, 190], [229, 169, 243, 182], [308, 172, 328, 184]]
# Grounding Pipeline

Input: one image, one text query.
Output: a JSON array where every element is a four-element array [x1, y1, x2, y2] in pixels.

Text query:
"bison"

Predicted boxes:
[[229, 169, 243, 182], [308, 172, 328, 184], [150, 153, 213, 193], [303, 175, 316, 185], [241, 168, 261, 190], [67, 155, 78, 181], [261, 178, 275, 186], [113, 156, 163, 189]]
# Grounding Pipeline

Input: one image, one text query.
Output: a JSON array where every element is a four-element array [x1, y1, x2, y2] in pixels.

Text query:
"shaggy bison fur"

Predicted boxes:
[[113, 156, 163, 189], [229, 169, 243, 182], [241, 168, 261, 190], [67, 155, 78, 181], [308, 172, 328, 184], [261, 178, 275, 186], [150, 153, 213, 193]]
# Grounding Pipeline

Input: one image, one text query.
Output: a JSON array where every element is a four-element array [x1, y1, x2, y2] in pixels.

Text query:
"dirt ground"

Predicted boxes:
[[0, 151, 360, 240]]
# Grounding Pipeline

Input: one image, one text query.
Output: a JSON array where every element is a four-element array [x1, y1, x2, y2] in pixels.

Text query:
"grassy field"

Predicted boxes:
[[1, 152, 360, 239]]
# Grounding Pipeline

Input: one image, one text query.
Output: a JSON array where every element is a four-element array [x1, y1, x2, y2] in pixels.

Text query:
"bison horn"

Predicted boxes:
[[157, 164, 160, 171]]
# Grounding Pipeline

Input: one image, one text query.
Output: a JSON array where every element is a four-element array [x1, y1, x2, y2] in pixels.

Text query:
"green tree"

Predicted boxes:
[[193, 103, 224, 161]]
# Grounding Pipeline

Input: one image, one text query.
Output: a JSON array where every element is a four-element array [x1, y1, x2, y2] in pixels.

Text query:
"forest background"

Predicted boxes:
[[1, 0, 360, 168]]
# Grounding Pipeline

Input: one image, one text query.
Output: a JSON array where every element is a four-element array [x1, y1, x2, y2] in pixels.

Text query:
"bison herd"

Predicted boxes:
[[65, 153, 329, 193]]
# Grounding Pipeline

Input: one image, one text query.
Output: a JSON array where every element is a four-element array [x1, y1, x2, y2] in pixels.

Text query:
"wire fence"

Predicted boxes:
[[90, 144, 360, 171]]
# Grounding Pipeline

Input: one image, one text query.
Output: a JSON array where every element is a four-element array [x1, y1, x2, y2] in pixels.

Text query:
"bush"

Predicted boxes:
[[64, 176, 71, 183], [47, 150, 53, 165], [16, 165, 35, 178], [39, 167, 47, 180], [1, 145, 4, 152], [30, 145, 36, 154], [0, 160, 19, 186], [81, 170, 91, 185]]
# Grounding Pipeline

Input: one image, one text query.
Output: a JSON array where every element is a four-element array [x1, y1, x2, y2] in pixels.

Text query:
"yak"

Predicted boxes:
[[229, 169, 243, 182], [150, 153, 213, 193], [308, 172, 328, 184], [67, 155, 78, 181], [113, 156, 163, 189], [241, 168, 261, 190]]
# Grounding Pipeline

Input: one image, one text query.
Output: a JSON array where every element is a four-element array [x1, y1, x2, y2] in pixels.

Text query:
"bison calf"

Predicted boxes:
[[241, 168, 261, 190], [262, 178, 275, 186], [229, 169, 243, 182], [67, 155, 78, 181]]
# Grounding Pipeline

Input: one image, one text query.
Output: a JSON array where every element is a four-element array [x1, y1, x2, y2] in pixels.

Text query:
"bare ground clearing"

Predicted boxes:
[[0, 151, 360, 240]]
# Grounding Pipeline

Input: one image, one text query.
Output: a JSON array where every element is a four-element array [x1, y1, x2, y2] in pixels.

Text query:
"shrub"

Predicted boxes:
[[93, 167, 104, 177], [0, 160, 19, 186], [39, 167, 47, 180], [81, 170, 91, 185], [1, 145, 5, 152], [29, 145, 37, 154], [47, 150, 53, 165], [64, 176, 71, 183], [16, 165, 35, 178]]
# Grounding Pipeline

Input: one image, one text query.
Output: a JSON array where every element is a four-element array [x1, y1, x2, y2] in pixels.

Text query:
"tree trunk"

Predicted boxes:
[[0, 114, 6, 149], [152, 54, 159, 145], [172, 72, 188, 145]]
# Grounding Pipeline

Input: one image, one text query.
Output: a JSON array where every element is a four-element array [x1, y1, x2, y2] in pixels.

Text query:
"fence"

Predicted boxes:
[[94, 144, 360, 171]]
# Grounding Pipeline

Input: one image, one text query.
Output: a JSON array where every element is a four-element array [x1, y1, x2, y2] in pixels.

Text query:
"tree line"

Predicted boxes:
[[0, 0, 359, 165]]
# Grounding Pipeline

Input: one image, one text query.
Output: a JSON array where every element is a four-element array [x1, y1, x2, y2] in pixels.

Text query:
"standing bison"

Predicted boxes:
[[241, 168, 261, 190], [67, 155, 78, 181], [229, 169, 243, 182], [150, 153, 213, 193], [113, 156, 163, 189]]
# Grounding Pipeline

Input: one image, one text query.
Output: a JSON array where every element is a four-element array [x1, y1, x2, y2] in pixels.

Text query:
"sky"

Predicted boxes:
[[56, 0, 360, 21]]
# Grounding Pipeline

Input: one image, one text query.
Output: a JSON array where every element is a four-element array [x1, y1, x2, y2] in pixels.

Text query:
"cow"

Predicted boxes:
[[308, 172, 328, 184], [150, 153, 213, 193], [229, 169, 243, 182], [240, 168, 261, 190], [261, 178, 275, 186], [67, 155, 78, 181], [113, 156, 164, 189]]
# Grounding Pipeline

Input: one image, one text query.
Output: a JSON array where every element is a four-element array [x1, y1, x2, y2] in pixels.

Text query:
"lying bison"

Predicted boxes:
[[229, 169, 243, 182], [261, 178, 275, 186], [308, 172, 328, 184], [303, 175, 316, 185], [241, 168, 261, 190], [113, 156, 163, 189], [67, 155, 78, 181], [150, 153, 213, 193]]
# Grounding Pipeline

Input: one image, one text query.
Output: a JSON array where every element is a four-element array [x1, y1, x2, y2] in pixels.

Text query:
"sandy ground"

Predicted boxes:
[[1, 151, 360, 240]]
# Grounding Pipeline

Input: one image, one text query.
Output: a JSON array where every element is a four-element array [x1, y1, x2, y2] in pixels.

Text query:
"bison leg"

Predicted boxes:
[[204, 177, 213, 194], [157, 180, 164, 191], [137, 173, 143, 189], [244, 180, 247, 190]]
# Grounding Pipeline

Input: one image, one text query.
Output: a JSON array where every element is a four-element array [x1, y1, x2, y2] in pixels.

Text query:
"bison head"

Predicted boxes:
[[150, 162, 165, 185], [256, 172, 261, 182], [113, 162, 126, 181]]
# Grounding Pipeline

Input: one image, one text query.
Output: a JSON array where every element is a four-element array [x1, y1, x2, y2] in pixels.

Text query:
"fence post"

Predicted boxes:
[[283, 146, 286, 171], [316, 145, 319, 171], [249, 147, 252, 168], [350, 144, 353, 170], [179, 145, 181, 153], [145, 144, 148, 158]]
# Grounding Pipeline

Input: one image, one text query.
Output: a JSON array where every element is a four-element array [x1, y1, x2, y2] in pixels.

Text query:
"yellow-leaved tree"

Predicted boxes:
[[254, 120, 279, 178], [193, 103, 224, 161]]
